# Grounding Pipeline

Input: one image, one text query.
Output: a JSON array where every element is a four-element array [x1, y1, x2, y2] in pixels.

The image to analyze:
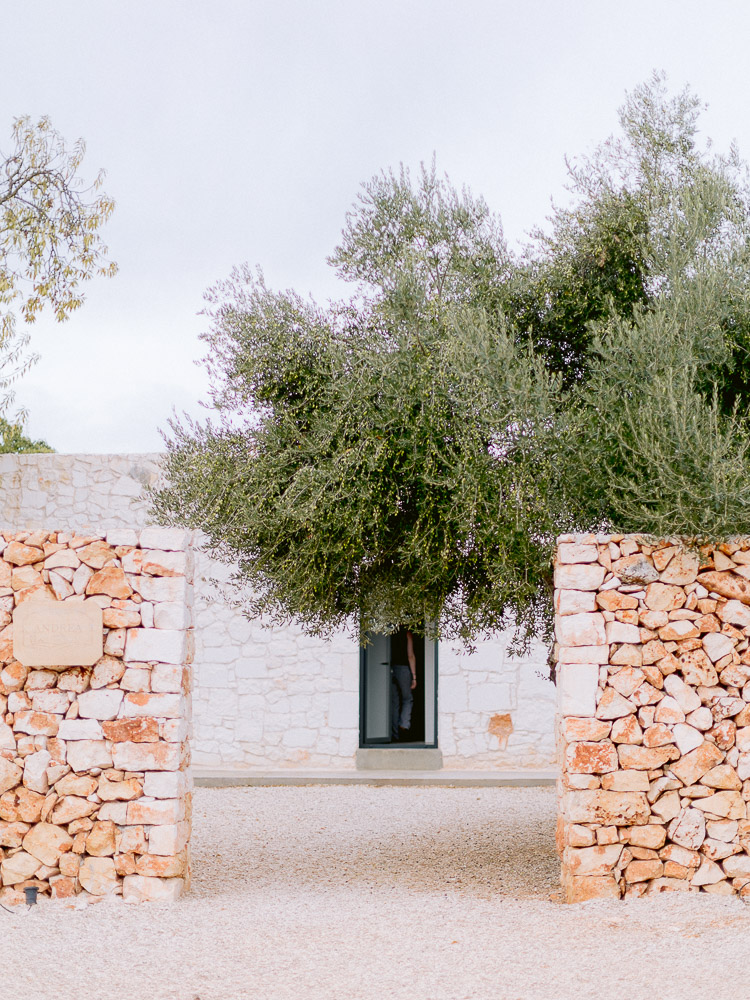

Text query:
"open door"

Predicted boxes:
[[360, 631, 438, 748]]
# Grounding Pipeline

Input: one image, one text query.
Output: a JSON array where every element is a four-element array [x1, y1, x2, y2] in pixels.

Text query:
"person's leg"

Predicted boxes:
[[390, 669, 401, 742], [395, 665, 413, 735]]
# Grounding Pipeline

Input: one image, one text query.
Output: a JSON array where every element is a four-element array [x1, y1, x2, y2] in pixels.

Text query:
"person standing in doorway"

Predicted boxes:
[[390, 626, 416, 742]]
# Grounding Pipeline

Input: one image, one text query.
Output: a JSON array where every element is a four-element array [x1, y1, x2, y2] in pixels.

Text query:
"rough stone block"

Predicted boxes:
[[12, 711, 59, 737], [143, 770, 191, 799], [669, 742, 724, 785], [130, 576, 189, 604], [138, 527, 189, 551], [703, 632, 736, 663], [659, 550, 700, 586], [565, 741, 618, 774], [605, 620, 641, 644], [597, 689, 638, 721], [564, 843, 622, 876], [556, 613, 606, 647], [121, 692, 185, 719], [65, 740, 113, 772], [105, 529, 139, 547], [134, 852, 187, 878], [78, 855, 118, 895], [124, 628, 187, 664], [557, 645, 610, 664], [102, 717, 159, 742], [561, 717, 611, 742], [562, 872, 620, 902], [668, 808, 706, 849], [57, 719, 103, 741], [625, 859, 664, 883], [601, 769, 650, 792], [153, 602, 191, 630], [148, 663, 183, 695], [120, 667, 151, 692], [566, 790, 650, 826], [555, 590, 598, 616], [718, 600, 750, 627], [554, 564, 606, 592], [628, 825, 667, 849], [557, 543, 599, 565], [567, 824, 596, 847], [0, 758, 22, 795], [21, 822, 72, 866], [96, 801, 127, 823], [1, 850, 40, 884], [111, 741, 183, 771], [617, 744, 678, 770], [147, 821, 190, 856], [77, 689, 124, 721], [557, 663, 599, 717], [161, 718, 189, 743], [126, 796, 184, 826], [691, 791, 746, 820], [721, 854, 750, 878], [122, 873, 185, 902], [139, 550, 187, 578]]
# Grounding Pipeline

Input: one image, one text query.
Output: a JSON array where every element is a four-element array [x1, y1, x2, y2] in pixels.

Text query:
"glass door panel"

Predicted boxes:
[[362, 632, 390, 743]]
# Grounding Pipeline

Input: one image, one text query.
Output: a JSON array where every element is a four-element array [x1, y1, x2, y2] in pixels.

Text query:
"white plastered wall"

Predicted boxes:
[[0, 453, 556, 770]]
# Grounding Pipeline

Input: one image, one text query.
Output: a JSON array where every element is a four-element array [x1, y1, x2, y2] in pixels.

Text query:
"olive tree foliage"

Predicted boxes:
[[153, 75, 750, 650], [546, 74, 750, 539], [512, 71, 750, 397], [154, 166, 564, 648], [0, 116, 116, 413]]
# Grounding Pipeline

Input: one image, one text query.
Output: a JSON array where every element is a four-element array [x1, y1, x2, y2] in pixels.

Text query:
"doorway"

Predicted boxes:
[[359, 629, 438, 748]]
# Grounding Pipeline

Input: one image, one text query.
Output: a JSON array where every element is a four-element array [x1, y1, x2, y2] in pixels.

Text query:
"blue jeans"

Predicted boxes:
[[390, 664, 413, 741]]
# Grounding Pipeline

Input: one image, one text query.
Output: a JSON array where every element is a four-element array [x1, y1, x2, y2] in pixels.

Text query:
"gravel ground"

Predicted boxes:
[[4, 785, 750, 1000]]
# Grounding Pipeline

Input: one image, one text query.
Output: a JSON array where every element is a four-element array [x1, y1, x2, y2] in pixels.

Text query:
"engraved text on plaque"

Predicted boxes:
[[13, 601, 103, 667]]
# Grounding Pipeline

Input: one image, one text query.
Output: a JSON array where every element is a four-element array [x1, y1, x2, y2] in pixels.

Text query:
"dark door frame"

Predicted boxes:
[[359, 634, 439, 749]]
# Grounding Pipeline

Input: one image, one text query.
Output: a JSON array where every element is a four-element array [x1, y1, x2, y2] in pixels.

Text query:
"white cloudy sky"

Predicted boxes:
[[2, 1, 749, 452]]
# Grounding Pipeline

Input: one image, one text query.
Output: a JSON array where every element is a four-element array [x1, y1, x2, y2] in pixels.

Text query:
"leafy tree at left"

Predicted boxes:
[[0, 418, 52, 453], [0, 115, 117, 419]]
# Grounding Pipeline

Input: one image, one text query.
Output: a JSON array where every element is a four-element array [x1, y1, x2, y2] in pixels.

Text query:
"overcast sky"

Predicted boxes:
[[2, 1, 749, 453]]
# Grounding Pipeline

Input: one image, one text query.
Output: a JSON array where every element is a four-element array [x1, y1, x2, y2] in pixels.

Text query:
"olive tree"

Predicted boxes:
[[152, 77, 750, 652]]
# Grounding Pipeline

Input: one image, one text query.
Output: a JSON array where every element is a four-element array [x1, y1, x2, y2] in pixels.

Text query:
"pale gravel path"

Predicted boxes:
[[4, 785, 750, 1000]]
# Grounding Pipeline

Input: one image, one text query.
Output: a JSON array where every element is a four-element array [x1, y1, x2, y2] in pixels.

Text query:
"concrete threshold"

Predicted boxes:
[[192, 767, 558, 788]]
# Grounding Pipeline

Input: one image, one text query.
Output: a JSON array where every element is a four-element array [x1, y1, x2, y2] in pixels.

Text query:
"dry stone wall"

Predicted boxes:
[[556, 533, 750, 902], [0, 527, 192, 906]]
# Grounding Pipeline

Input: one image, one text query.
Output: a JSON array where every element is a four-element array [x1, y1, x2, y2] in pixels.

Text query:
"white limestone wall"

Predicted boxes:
[[192, 557, 360, 768], [0, 453, 557, 770], [438, 634, 556, 769]]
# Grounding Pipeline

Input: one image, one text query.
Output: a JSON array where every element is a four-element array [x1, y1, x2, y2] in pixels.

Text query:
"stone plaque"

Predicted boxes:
[[14, 601, 103, 667]]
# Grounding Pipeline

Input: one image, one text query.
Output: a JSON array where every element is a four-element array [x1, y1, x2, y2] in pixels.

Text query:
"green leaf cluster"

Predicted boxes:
[[0, 418, 53, 453]]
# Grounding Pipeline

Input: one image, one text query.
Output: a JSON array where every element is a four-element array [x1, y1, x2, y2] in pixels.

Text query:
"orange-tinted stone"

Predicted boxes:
[[101, 717, 160, 743], [565, 741, 619, 774], [85, 566, 133, 600]]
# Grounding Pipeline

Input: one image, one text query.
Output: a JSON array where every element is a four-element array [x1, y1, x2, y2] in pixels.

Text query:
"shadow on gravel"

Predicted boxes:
[[189, 785, 560, 901]]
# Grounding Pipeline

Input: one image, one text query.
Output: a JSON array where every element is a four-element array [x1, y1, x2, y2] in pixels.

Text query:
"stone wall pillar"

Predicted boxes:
[[0, 526, 192, 905], [556, 533, 750, 901]]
